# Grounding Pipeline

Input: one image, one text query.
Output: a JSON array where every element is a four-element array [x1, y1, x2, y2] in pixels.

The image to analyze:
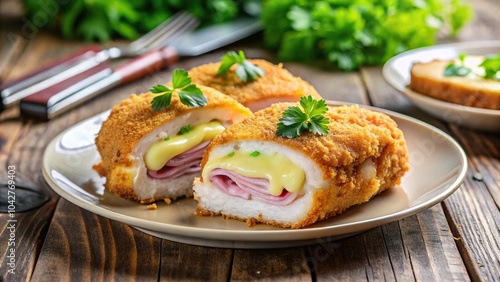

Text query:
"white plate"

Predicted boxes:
[[42, 103, 467, 248], [383, 40, 500, 132]]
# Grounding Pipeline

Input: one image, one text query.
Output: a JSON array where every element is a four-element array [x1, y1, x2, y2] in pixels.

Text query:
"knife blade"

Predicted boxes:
[[19, 17, 262, 120]]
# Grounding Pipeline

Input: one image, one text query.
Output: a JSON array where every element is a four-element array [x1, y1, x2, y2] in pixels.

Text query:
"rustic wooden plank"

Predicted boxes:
[[411, 206, 470, 281], [450, 128, 500, 208], [0, 29, 66, 282], [441, 129, 500, 281], [443, 176, 500, 281], [312, 207, 468, 281], [454, 0, 500, 42], [31, 199, 161, 281], [231, 248, 311, 281], [313, 222, 419, 281], [285, 63, 369, 105], [3, 32, 98, 81], [0, 193, 57, 281], [159, 241, 232, 281], [311, 227, 396, 281]]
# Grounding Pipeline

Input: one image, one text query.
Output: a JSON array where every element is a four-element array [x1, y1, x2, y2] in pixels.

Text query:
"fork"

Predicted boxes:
[[94, 12, 197, 61], [19, 14, 200, 120], [1, 12, 197, 109]]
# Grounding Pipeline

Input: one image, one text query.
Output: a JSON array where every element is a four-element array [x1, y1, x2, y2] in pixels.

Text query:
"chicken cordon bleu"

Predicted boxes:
[[193, 104, 409, 228], [94, 86, 251, 203], [188, 59, 322, 111]]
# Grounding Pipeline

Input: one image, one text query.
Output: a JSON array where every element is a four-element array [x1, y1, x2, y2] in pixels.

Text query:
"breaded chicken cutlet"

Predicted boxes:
[[94, 85, 251, 203], [193, 103, 410, 228], [189, 59, 323, 111]]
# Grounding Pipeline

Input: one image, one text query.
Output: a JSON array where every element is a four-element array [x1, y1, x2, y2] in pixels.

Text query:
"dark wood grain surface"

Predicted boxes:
[[1, 0, 499, 281]]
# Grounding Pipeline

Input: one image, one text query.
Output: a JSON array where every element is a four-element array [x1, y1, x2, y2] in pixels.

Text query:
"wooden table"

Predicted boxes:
[[1, 0, 499, 281]]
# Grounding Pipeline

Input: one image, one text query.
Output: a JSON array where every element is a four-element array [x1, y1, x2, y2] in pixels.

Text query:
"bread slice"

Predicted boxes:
[[409, 56, 500, 110]]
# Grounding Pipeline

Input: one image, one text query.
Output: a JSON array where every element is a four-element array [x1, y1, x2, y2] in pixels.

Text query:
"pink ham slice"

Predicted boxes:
[[147, 141, 210, 179], [208, 168, 299, 206]]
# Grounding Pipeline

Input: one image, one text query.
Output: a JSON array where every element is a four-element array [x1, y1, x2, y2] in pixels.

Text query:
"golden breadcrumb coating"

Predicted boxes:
[[188, 59, 322, 107], [95, 85, 252, 202], [409, 60, 500, 110], [197, 104, 410, 228]]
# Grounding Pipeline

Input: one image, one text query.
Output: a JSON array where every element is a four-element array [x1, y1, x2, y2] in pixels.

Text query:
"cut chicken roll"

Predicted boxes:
[[94, 86, 251, 204], [193, 104, 409, 228], [188, 59, 322, 111]]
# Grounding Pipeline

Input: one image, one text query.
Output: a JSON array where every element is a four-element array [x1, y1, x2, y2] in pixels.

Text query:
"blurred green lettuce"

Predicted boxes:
[[22, 0, 473, 70], [22, 0, 252, 42], [261, 0, 474, 70]]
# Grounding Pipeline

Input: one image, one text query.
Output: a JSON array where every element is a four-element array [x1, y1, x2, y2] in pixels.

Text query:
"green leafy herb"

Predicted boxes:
[[150, 69, 207, 111], [164, 137, 170, 141], [444, 64, 471, 77], [178, 125, 192, 135], [250, 151, 260, 157], [261, 1, 473, 71], [444, 53, 471, 77], [277, 96, 330, 138], [480, 55, 500, 80], [444, 54, 500, 81], [23, 1, 243, 42], [227, 152, 235, 157], [217, 50, 265, 82]]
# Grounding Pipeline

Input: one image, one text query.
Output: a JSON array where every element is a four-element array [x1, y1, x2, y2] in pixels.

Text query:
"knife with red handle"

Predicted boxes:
[[0, 45, 102, 111], [20, 46, 179, 120]]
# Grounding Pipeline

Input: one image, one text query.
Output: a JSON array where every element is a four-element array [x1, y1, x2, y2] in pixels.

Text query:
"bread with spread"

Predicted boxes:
[[409, 55, 500, 110]]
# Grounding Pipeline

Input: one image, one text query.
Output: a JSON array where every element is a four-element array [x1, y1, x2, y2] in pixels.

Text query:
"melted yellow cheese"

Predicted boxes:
[[144, 121, 224, 170], [203, 151, 305, 195]]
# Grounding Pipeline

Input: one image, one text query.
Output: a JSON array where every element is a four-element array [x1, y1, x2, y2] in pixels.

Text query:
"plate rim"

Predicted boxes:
[[42, 102, 468, 243]]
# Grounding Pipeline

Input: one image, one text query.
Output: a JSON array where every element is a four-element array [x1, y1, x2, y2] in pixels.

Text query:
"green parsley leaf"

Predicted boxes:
[[217, 50, 265, 82], [250, 151, 260, 157], [164, 137, 170, 141], [150, 69, 207, 111], [151, 92, 172, 111], [444, 53, 471, 77], [444, 54, 500, 80], [171, 69, 192, 88], [459, 53, 467, 63], [444, 63, 471, 77], [178, 125, 192, 135], [277, 96, 330, 138], [480, 55, 500, 80], [227, 152, 235, 157], [178, 84, 207, 107]]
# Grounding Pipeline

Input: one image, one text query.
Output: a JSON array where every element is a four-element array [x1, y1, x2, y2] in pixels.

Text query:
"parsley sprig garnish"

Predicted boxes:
[[480, 55, 500, 80], [150, 69, 207, 111], [444, 53, 500, 80], [217, 50, 265, 82], [444, 53, 471, 77], [276, 96, 330, 138]]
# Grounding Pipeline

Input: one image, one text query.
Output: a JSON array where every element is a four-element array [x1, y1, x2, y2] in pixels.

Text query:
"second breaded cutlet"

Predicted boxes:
[[188, 59, 323, 111]]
